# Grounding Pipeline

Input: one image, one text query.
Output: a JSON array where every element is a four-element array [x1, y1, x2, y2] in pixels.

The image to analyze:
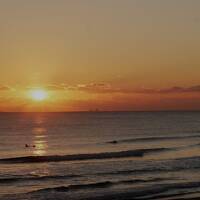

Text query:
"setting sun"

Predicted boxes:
[[29, 89, 48, 101]]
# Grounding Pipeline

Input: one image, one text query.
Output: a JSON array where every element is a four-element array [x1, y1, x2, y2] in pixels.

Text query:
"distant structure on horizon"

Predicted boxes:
[[88, 108, 101, 112]]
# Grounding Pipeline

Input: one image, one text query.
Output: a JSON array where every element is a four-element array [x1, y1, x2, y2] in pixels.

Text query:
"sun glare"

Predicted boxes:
[[30, 89, 48, 101]]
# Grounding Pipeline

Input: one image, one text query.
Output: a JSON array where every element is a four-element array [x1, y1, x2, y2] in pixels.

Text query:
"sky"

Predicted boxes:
[[0, 0, 200, 111]]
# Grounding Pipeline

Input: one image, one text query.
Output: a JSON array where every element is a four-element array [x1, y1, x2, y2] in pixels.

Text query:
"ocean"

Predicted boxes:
[[0, 112, 200, 200]]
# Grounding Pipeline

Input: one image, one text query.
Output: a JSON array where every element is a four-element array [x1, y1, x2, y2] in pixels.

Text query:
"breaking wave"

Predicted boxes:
[[0, 147, 170, 164]]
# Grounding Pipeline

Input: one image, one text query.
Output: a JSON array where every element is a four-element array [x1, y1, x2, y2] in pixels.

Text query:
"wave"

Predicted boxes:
[[0, 147, 169, 164], [107, 134, 200, 144], [0, 174, 80, 184], [30, 177, 168, 193], [2, 179, 200, 199], [33, 181, 113, 193], [98, 166, 200, 177], [98, 156, 200, 176], [132, 182, 200, 200], [76, 181, 200, 200]]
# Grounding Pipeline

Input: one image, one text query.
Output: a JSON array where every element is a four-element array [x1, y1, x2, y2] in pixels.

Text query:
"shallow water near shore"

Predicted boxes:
[[0, 111, 200, 199]]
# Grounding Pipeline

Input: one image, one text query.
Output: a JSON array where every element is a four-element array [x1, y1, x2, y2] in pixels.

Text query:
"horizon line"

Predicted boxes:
[[0, 110, 200, 113]]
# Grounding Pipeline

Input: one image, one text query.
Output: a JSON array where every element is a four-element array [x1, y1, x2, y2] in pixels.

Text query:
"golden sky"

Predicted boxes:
[[0, 0, 200, 111]]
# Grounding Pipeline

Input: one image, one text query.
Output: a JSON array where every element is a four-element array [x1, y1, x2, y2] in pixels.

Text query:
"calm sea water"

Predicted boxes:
[[0, 112, 200, 200]]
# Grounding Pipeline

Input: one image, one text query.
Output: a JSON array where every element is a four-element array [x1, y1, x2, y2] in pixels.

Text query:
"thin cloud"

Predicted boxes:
[[71, 84, 200, 94], [26, 84, 67, 91], [0, 85, 13, 91], [156, 85, 200, 94], [12, 83, 200, 94], [75, 83, 118, 93], [45, 84, 67, 91]]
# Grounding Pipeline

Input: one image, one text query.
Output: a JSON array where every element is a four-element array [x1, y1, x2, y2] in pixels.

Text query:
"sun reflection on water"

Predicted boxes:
[[32, 116, 48, 156], [33, 139, 48, 156]]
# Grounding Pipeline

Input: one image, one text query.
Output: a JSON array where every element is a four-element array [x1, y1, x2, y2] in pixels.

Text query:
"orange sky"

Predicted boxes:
[[0, 1, 200, 111]]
